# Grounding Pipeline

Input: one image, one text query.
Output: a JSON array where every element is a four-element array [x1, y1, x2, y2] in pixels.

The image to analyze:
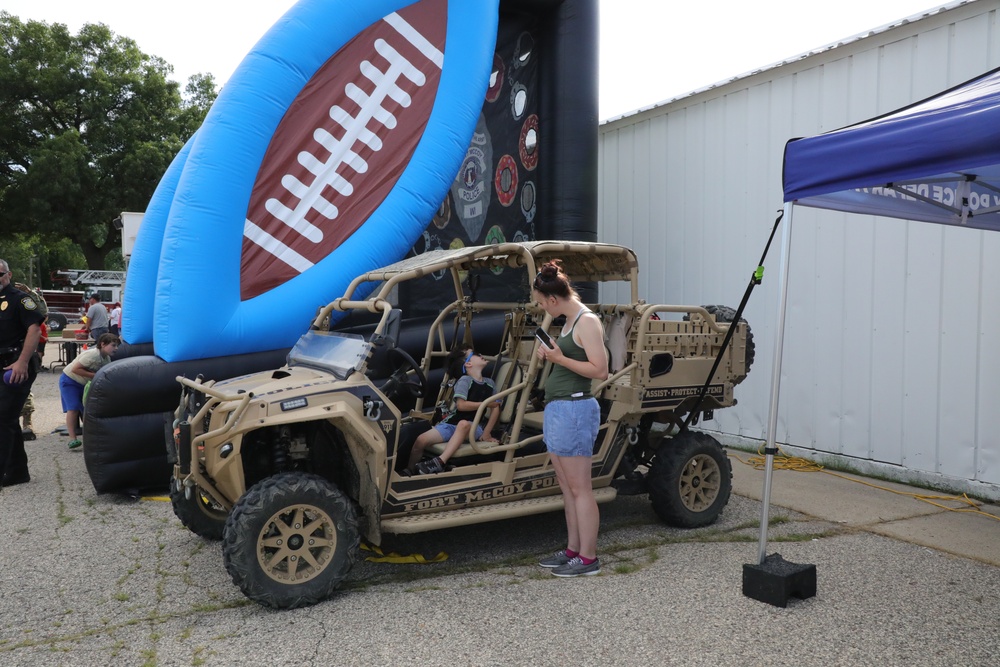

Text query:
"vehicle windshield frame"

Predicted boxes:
[[287, 331, 370, 380]]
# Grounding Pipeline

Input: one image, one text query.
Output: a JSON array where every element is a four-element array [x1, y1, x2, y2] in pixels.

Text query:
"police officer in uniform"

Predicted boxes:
[[0, 259, 43, 487]]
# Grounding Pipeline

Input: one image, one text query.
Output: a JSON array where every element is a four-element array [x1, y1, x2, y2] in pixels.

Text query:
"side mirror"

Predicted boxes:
[[373, 308, 402, 348]]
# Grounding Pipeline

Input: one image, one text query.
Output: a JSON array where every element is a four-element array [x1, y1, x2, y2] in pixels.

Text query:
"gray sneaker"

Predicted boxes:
[[414, 456, 445, 475], [551, 556, 601, 577], [538, 550, 572, 568]]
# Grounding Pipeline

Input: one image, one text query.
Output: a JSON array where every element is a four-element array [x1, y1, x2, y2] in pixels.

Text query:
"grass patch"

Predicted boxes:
[[771, 529, 842, 542], [727, 441, 996, 503], [52, 459, 74, 527], [0, 597, 252, 656], [192, 645, 212, 666]]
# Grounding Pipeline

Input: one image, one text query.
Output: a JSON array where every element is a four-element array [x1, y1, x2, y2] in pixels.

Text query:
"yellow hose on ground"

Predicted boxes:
[[730, 445, 999, 522]]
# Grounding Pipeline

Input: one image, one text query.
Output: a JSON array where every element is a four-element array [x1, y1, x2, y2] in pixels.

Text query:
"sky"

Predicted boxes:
[[2, 0, 952, 119]]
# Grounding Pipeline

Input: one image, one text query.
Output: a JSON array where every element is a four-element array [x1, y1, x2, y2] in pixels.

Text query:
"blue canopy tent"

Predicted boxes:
[[754, 67, 1000, 566], [783, 66, 1000, 229]]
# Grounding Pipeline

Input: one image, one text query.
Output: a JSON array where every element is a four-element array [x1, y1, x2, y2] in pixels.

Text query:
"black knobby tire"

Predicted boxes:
[[647, 431, 732, 528], [222, 472, 360, 609], [705, 305, 755, 384], [170, 480, 228, 541], [687, 305, 755, 385]]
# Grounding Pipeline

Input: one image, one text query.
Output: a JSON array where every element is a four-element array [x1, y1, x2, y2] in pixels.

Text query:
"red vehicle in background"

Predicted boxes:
[[42, 270, 125, 333]]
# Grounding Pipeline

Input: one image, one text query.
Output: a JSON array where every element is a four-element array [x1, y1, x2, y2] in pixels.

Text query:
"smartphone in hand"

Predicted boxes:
[[535, 327, 554, 349]]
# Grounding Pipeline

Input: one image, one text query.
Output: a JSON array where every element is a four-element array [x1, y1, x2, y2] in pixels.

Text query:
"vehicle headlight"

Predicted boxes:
[[280, 397, 308, 411]]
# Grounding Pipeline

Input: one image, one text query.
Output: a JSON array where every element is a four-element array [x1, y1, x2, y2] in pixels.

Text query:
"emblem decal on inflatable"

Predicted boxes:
[[495, 154, 518, 207], [452, 114, 492, 241], [486, 52, 505, 103], [519, 114, 538, 171]]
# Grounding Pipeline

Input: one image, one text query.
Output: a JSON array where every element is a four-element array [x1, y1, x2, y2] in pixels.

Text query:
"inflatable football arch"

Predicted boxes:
[[85, 0, 599, 493]]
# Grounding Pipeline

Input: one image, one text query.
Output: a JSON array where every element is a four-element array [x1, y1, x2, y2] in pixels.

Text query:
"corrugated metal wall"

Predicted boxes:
[[598, 0, 1000, 494]]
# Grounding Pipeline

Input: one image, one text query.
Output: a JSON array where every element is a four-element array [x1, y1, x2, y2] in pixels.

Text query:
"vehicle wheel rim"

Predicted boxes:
[[256, 504, 338, 584], [198, 491, 227, 519], [678, 454, 721, 512]]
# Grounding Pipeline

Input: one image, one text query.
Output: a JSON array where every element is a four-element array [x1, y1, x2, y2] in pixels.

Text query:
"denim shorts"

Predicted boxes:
[[543, 397, 599, 457], [434, 421, 485, 441]]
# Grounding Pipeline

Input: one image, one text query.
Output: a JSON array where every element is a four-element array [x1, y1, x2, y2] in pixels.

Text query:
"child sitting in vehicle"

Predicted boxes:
[[407, 346, 502, 475]]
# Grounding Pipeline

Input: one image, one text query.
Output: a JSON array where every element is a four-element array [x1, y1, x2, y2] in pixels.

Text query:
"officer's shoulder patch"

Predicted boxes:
[[21, 297, 37, 311]]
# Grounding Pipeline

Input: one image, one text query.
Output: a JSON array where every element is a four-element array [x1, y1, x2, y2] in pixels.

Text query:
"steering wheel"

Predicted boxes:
[[381, 348, 428, 400]]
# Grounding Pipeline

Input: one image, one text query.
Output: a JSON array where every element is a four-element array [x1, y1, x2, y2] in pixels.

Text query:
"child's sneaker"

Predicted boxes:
[[538, 550, 572, 568], [414, 456, 445, 475], [67, 439, 82, 450], [551, 556, 601, 577]]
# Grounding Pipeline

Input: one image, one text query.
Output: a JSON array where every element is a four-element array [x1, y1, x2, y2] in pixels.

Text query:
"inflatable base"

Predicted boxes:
[[84, 348, 290, 494]]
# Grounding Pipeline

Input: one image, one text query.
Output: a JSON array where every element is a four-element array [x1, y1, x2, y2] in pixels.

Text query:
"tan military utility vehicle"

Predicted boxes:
[[170, 241, 753, 608]]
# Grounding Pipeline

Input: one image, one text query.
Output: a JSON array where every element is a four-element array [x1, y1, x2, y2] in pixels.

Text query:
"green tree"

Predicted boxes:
[[0, 12, 216, 270], [0, 235, 87, 288]]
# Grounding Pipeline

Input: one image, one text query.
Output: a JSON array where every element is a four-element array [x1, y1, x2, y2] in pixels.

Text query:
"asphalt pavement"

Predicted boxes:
[[1, 365, 998, 666]]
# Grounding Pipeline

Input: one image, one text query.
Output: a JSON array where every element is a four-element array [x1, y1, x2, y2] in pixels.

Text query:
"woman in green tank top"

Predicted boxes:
[[531, 260, 608, 577]]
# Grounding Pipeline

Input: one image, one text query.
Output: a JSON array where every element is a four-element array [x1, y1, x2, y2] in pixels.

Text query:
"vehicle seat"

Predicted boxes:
[[425, 359, 527, 460], [518, 329, 617, 433]]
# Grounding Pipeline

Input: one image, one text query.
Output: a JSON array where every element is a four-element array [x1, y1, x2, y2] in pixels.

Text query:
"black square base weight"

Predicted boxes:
[[742, 553, 817, 607]]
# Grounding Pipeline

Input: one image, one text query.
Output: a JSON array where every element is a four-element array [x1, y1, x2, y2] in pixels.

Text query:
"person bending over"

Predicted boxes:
[[407, 347, 502, 475], [58, 333, 119, 450]]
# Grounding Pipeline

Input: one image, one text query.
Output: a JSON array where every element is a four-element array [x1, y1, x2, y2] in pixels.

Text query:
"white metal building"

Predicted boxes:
[[598, 0, 1000, 498]]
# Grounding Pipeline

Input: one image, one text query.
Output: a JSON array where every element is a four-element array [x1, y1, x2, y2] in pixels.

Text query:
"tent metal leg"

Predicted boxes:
[[744, 202, 817, 607], [757, 201, 796, 564]]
